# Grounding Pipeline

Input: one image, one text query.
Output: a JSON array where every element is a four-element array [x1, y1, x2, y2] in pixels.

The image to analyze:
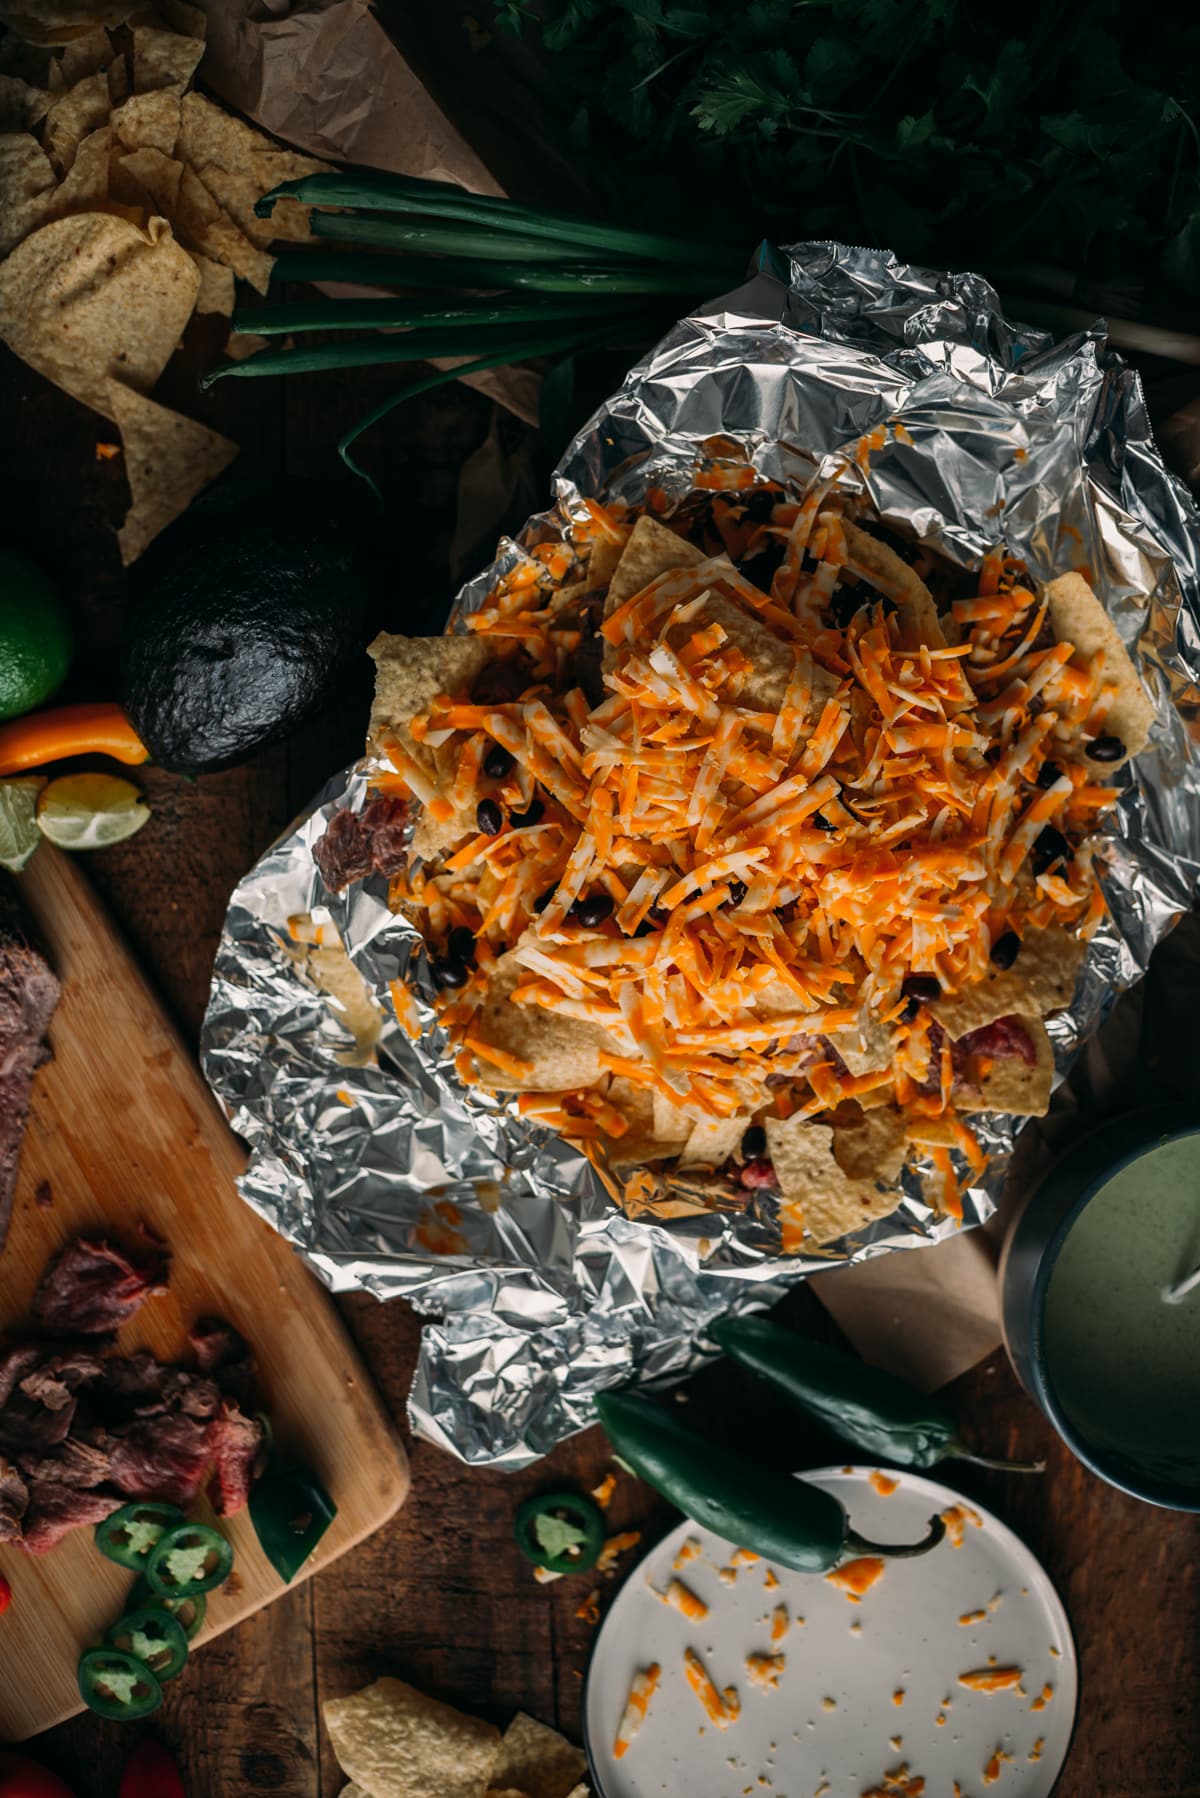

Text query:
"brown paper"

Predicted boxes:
[[194, 0, 501, 190]]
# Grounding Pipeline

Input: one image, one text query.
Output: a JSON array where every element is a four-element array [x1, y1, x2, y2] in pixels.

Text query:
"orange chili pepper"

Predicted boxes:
[[0, 703, 149, 776]]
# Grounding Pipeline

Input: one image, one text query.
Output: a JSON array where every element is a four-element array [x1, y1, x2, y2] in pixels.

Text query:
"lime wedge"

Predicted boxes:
[[0, 777, 45, 872], [36, 773, 150, 850]]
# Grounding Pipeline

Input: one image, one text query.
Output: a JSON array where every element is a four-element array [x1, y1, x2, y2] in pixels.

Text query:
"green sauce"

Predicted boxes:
[[1043, 1136, 1200, 1481]]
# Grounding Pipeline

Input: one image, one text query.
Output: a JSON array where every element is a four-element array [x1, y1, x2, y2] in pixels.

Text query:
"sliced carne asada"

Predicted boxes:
[[0, 881, 60, 1253], [32, 1234, 170, 1334], [0, 1235, 263, 1552], [313, 793, 410, 892]]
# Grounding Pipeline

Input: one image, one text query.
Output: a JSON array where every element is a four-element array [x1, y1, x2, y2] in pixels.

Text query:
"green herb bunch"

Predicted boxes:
[[494, 0, 1200, 315]]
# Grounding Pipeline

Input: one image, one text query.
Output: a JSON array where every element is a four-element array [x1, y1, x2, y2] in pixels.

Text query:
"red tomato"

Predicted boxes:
[[119, 1741, 186, 1798], [0, 1753, 78, 1798], [0, 1574, 11, 1615]]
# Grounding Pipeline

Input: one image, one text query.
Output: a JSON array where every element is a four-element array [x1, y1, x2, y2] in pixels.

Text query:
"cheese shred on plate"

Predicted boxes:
[[323, 433, 1154, 1252]]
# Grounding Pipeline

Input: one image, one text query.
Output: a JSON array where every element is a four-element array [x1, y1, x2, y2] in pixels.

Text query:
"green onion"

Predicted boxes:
[[311, 211, 635, 264], [231, 295, 638, 337], [202, 319, 623, 386], [269, 247, 729, 296], [258, 171, 740, 272], [336, 326, 616, 497]]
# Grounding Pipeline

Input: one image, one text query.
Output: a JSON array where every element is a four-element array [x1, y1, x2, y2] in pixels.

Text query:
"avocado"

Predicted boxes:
[[120, 477, 387, 774]]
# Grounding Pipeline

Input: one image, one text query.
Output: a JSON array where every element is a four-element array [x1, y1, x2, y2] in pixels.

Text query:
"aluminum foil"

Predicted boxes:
[[202, 240, 1200, 1468]]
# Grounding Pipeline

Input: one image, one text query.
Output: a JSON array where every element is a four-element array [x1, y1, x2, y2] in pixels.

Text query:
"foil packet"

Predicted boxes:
[[201, 241, 1200, 1468]]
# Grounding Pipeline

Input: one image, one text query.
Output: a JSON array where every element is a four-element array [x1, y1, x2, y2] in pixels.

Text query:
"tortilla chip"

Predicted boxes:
[[175, 89, 265, 168], [668, 586, 794, 712], [832, 1103, 908, 1184], [0, 211, 198, 419], [651, 1087, 696, 1146], [843, 519, 944, 649], [303, 941, 381, 1067], [187, 248, 234, 315], [340, 1787, 371, 1798], [131, 23, 203, 92], [604, 514, 704, 615], [957, 1013, 1055, 1117], [678, 1113, 747, 1171], [198, 158, 316, 247], [472, 955, 612, 1093], [0, 74, 53, 131], [45, 120, 111, 214], [4, 3, 130, 46], [831, 1007, 894, 1078], [930, 926, 1086, 1039], [59, 25, 116, 83], [114, 144, 181, 215], [112, 85, 181, 153], [0, 132, 57, 255], [1043, 571, 1154, 762], [109, 381, 237, 563], [323, 1677, 501, 1798], [368, 632, 492, 751], [491, 1713, 586, 1798], [174, 163, 273, 292], [42, 68, 109, 173], [765, 1116, 901, 1249]]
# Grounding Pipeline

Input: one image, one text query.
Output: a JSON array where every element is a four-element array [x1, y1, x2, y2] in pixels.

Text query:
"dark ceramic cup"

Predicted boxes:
[[998, 1106, 1200, 1513]]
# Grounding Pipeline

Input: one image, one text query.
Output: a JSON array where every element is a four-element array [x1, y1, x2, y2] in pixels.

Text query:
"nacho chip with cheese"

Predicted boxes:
[[316, 437, 1154, 1246]]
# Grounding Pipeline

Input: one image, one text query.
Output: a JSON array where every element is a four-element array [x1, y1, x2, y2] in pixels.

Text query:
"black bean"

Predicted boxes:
[[633, 918, 658, 938], [1031, 825, 1070, 875], [533, 886, 556, 914], [727, 879, 748, 906], [989, 929, 1021, 970], [510, 799, 545, 828], [448, 926, 476, 966], [476, 797, 504, 835], [741, 486, 781, 522], [483, 743, 514, 779], [811, 810, 835, 832], [432, 959, 469, 990], [741, 1123, 767, 1159], [572, 891, 614, 928], [738, 545, 786, 591], [1085, 733, 1125, 764], [1036, 761, 1062, 789], [900, 997, 921, 1024], [901, 972, 942, 1004]]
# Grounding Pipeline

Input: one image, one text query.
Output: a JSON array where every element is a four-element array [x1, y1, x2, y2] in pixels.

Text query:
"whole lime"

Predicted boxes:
[[0, 549, 73, 722]]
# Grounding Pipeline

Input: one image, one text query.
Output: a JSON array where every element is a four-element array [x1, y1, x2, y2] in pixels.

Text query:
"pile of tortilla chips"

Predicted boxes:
[[0, 0, 327, 559], [323, 1678, 589, 1798], [329, 433, 1153, 1254]]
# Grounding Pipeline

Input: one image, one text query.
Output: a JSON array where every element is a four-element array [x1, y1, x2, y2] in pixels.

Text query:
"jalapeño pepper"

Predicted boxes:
[[249, 1464, 337, 1584], [514, 1491, 605, 1573], [104, 1608, 189, 1682], [712, 1317, 1044, 1473], [128, 1579, 207, 1641], [77, 1648, 162, 1722], [94, 1503, 185, 1573], [595, 1390, 945, 1573], [144, 1523, 233, 1599]]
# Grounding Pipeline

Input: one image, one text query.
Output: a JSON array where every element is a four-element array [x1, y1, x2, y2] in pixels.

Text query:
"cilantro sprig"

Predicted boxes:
[[494, 0, 1200, 318]]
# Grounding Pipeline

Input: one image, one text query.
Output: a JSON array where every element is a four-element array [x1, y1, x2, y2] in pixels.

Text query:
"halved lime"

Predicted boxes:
[[36, 772, 150, 849]]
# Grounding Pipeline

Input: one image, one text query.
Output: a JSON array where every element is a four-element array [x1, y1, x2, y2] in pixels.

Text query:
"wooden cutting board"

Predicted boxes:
[[0, 846, 410, 1741]]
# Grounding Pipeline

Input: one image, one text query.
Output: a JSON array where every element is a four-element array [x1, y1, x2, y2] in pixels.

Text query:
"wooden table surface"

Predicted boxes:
[[4, 257, 1199, 1796]]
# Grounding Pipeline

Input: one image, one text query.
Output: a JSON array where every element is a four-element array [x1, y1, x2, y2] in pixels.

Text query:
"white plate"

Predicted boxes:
[[584, 1467, 1077, 1798]]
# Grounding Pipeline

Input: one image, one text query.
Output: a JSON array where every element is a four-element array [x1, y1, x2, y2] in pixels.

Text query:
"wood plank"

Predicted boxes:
[[0, 846, 410, 1741]]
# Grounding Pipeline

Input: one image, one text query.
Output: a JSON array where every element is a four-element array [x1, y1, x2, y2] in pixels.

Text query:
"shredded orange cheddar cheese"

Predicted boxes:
[[356, 450, 1135, 1240], [614, 1662, 660, 1758], [684, 1647, 738, 1729], [826, 1555, 886, 1602], [959, 1667, 1024, 1693]]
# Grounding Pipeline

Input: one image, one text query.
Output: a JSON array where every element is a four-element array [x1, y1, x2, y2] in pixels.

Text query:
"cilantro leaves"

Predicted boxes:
[[494, 0, 1200, 308], [532, 1511, 588, 1559]]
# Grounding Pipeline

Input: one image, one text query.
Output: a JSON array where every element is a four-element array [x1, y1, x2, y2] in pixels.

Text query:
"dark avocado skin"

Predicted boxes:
[[120, 477, 387, 774]]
